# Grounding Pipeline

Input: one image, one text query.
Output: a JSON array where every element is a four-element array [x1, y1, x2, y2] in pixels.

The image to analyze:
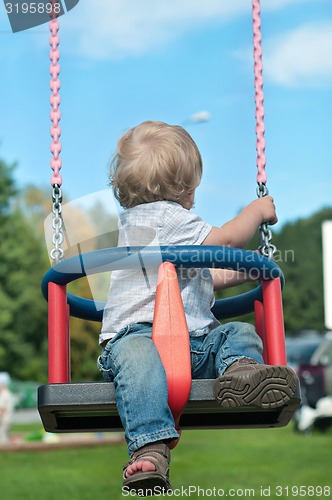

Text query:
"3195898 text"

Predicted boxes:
[[5, 2, 61, 14]]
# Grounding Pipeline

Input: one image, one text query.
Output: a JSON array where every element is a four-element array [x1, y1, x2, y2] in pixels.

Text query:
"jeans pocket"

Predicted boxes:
[[97, 351, 115, 382]]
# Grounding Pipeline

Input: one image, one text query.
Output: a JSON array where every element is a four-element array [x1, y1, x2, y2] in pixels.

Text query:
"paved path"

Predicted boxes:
[[12, 408, 41, 424]]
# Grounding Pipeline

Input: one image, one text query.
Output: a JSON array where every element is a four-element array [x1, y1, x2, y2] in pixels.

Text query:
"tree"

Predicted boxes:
[[0, 159, 16, 213], [0, 159, 49, 381], [273, 207, 332, 332]]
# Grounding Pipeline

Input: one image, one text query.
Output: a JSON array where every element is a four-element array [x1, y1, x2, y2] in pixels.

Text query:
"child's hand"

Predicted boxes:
[[203, 195, 278, 248], [255, 196, 278, 225]]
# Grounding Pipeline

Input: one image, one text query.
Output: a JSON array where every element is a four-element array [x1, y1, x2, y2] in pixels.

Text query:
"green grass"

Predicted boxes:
[[1, 425, 331, 499]]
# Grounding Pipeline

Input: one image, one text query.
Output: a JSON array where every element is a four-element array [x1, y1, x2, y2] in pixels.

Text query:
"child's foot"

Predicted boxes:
[[122, 443, 172, 496], [124, 458, 156, 478], [214, 357, 297, 409]]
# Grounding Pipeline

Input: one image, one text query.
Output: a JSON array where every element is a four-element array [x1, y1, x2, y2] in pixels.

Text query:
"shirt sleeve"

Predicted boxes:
[[162, 202, 212, 246]]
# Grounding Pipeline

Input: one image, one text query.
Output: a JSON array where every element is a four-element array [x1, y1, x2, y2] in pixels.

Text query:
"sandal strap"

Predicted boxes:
[[123, 443, 170, 474]]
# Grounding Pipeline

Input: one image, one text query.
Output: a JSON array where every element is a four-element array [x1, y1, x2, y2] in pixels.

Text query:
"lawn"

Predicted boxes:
[[1, 424, 331, 499]]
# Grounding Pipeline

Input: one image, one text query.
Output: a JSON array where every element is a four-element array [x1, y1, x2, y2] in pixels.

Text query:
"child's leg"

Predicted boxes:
[[190, 321, 264, 379], [210, 321, 296, 408], [213, 321, 264, 376], [190, 322, 297, 409], [98, 323, 179, 456]]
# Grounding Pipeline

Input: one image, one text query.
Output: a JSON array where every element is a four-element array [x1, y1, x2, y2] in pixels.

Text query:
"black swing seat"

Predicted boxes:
[[38, 379, 301, 433]]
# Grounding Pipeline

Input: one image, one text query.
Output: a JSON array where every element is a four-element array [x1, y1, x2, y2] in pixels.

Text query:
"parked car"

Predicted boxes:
[[286, 334, 332, 432], [308, 336, 332, 395], [297, 337, 332, 407], [286, 335, 323, 375]]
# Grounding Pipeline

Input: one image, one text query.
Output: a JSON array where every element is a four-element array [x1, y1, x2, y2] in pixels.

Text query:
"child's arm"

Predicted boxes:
[[203, 196, 277, 248], [210, 268, 257, 291]]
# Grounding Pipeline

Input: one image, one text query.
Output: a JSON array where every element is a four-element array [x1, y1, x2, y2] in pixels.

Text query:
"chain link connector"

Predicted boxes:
[[256, 182, 277, 259], [50, 184, 64, 264]]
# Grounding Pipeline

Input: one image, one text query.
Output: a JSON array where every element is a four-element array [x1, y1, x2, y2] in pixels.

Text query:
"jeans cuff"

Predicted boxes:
[[128, 428, 180, 456]]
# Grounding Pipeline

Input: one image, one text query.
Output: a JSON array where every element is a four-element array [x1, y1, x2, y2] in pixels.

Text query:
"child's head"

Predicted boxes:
[[110, 121, 202, 209]]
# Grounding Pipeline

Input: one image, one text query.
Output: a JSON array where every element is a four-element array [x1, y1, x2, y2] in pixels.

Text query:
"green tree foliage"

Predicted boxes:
[[0, 159, 49, 382], [273, 207, 332, 332], [0, 159, 16, 212]]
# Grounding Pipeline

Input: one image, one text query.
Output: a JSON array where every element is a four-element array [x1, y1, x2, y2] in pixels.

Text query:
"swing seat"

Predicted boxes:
[[38, 246, 301, 433], [38, 379, 300, 433]]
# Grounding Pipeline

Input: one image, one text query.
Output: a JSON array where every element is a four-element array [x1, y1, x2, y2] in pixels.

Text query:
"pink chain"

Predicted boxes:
[[49, 17, 62, 187], [252, 0, 267, 185]]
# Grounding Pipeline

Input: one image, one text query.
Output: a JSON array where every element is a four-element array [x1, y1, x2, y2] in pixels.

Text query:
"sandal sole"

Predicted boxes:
[[123, 472, 172, 496], [214, 365, 297, 409]]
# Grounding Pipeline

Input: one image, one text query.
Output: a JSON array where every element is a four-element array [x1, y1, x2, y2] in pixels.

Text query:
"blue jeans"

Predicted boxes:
[[97, 321, 263, 455]]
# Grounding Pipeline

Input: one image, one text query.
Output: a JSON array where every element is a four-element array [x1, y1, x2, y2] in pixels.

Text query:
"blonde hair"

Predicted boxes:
[[110, 121, 202, 208]]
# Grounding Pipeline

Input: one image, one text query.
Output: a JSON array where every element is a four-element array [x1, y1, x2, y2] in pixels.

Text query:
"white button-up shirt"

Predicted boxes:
[[100, 201, 219, 344]]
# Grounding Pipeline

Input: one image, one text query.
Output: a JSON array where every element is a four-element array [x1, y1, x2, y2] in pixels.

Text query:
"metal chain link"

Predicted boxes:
[[50, 185, 64, 263], [256, 182, 277, 259], [253, 1, 277, 260], [49, 16, 63, 264], [252, 0, 267, 185]]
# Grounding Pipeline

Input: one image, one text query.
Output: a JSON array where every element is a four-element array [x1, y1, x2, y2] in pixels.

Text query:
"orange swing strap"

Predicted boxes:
[[152, 262, 192, 435]]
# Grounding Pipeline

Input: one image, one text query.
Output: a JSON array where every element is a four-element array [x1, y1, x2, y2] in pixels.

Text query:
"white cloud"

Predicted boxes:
[[234, 18, 332, 89], [62, 0, 245, 59], [264, 21, 332, 87], [61, 0, 311, 60]]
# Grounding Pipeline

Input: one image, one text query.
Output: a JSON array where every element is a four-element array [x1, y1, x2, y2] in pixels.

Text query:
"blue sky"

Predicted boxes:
[[0, 0, 331, 230]]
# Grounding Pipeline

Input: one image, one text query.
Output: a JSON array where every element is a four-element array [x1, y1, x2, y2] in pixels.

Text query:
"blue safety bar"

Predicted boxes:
[[41, 246, 284, 322]]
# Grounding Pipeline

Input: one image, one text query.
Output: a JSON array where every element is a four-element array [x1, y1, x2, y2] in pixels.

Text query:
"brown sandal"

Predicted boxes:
[[122, 443, 172, 496], [214, 358, 297, 409]]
